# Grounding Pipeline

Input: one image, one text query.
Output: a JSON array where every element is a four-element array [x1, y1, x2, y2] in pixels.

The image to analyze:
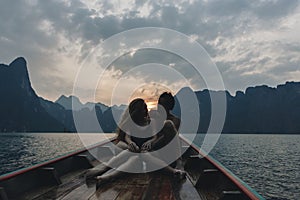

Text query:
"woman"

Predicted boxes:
[[87, 98, 185, 188], [114, 98, 157, 153]]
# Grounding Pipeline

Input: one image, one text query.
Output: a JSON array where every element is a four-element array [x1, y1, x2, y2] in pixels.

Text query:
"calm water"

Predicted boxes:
[[0, 133, 114, 175], [189, 134, 300, 200], [0, 133, 299, 200]]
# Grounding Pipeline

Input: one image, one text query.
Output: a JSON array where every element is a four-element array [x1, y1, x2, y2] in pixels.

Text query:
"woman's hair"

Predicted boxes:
[[116, 98, 149, 141], [158, 92, 175, 111]]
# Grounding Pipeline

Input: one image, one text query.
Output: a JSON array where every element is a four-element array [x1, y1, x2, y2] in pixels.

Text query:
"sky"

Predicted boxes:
[[0, 0, 300, 105]]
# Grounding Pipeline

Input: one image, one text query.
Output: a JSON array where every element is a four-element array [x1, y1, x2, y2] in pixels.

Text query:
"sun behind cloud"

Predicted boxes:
[[129, 83, 172, 111]]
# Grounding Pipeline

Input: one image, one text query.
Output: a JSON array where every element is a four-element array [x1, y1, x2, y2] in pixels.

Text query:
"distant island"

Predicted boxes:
[[1, 57, 299, 133]]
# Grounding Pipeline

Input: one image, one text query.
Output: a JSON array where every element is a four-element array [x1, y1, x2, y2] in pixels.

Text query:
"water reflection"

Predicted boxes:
[[0, 133, 114, 175], [0, 133, 299, 199]]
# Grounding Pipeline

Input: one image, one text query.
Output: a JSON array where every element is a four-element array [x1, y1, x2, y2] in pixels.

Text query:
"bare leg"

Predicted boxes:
[[86, 149, 134, 180], [96, 155, 141, 189], [115, 141, 128, 154], [141, 151, 185, 178], [141, 120, 185, 177], [85, 163, 111, 180], [105, 150, 136, 169]]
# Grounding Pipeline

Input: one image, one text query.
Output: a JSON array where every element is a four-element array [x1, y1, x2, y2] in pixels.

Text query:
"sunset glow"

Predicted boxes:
[[145, 100, 157, 111], [128, 83, 173, 110]]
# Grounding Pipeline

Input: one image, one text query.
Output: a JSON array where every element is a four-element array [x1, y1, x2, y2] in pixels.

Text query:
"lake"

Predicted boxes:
[[0, 133, 299, 200]]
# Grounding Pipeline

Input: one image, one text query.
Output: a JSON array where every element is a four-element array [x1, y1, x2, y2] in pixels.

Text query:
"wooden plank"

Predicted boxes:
[[116, 184, 148, 200], [88, 173, 151, 200], [60, 183, 96, 200], [79, 172, 202, 200], [171, 177, 202, 200], [115, 174, 151, 200], [156, 178, 175, 200], [89, 189, 120, 200], [31, 171, 86, 200], [142, 173, 175, 200]]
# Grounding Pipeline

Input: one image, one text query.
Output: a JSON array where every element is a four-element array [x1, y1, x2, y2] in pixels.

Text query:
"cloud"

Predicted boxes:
[[0, 0, 300, 104], [251, 0, 299, 20]]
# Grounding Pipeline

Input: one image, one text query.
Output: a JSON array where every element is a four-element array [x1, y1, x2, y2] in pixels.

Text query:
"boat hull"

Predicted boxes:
[[0, 136, 264, 200]]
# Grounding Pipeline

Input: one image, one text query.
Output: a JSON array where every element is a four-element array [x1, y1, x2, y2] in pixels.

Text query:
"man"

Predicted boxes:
[[151, 92, 181, 168]]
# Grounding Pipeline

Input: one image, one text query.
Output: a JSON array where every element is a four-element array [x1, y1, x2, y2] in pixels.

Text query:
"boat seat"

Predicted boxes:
[[184, 155, 219, 186], [195, 168, 222, 188], [220, 190, 247, 200], [181, 145, 193, 158], [74, 155, 94, 169], [39, 167, 62, 185]]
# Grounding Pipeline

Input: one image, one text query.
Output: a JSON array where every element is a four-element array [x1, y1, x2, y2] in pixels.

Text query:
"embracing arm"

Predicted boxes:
[[124, 133, 132, 144], [141, 135, 157, 151], [125, 134, 139, 152], [151, 133, 164, 147]]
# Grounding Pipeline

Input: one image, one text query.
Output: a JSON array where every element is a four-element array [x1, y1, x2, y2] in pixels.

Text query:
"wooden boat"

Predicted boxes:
[[0, 135, 264, 200]]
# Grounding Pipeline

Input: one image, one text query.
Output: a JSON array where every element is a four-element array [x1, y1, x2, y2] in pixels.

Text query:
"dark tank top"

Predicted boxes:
[[130, 136, 153, 148], [129, 124, 154, 148]]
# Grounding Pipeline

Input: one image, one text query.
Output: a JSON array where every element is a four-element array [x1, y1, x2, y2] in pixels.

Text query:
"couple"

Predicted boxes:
[[87, 92, 185, 188]]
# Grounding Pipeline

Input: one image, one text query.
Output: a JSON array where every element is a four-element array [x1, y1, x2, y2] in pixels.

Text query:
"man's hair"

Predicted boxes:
[[158, 92, 175, 111]]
